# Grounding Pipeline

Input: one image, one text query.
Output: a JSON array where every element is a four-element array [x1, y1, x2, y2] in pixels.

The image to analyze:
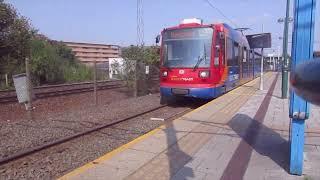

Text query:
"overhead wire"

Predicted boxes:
[[137, 0, 144, 46], [203, 0, 239, 28]]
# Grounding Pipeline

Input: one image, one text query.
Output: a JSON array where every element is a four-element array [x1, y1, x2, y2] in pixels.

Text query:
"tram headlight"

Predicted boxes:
[[162, 71, 168, 77], [199, 71, 210, 78]]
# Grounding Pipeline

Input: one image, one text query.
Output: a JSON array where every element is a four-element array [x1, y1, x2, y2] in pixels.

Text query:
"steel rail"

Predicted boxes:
[[0, 81, 125, 103], [0, 80, 123, 93], [0, 105, 175, 165]]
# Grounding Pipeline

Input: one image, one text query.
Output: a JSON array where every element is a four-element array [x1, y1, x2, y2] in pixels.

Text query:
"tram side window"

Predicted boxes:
[[249, 50, 253, 67], [220, 33, 225, 66], [243, 47, 247, 62], [233, 42, 239, 65], [226, 38, 233, 66], [249, 50, 253, 63], [214, 32, 220, 66]]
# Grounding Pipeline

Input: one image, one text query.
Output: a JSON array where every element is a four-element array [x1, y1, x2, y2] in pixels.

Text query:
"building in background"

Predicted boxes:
[[63, 41, 120, 66], [63, 41, 121, 79]]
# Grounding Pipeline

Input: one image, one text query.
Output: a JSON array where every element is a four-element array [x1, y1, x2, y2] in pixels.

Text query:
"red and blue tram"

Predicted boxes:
[[159, 18, 262, 104]]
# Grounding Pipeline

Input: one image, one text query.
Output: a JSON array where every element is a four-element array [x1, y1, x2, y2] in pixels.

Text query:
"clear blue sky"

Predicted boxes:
[[6, 0, 320, 52]]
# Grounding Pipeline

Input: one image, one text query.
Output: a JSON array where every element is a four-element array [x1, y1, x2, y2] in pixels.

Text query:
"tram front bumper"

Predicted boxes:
[[160, 86, 224, 99]]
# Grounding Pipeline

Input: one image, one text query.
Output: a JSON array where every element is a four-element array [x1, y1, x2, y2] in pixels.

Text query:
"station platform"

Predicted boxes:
[[59, 73, 320, 180]]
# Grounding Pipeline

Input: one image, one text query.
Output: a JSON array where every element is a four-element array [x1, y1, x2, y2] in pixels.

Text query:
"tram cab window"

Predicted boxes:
[[161, 28, 213, 68]]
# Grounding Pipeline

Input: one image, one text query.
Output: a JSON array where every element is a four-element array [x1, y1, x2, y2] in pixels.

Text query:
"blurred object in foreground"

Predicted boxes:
[[290, 59, 320, 105]]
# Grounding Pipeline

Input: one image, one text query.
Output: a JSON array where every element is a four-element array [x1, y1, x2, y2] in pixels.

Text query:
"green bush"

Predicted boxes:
[[120, 45, 160, 80], [30, 38, 93, 85], [30, 38, 64, 85], [63, 63, 93, 83]]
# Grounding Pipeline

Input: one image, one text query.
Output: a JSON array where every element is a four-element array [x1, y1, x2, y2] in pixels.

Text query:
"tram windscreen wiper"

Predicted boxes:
[[193, 44, 207, 71], [193, 56, 204, 71], [164, 61, 172, 71]]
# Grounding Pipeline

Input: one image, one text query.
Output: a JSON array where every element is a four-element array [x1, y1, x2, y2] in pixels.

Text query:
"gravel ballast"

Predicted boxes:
[[0, 88, 203, 179]]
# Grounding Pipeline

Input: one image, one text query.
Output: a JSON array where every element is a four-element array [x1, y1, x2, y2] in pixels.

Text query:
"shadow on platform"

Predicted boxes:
[[163, 119, 195, 179], [223, 113, 289, 179]]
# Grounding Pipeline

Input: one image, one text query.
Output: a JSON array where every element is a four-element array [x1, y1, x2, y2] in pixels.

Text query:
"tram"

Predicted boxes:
[[159, 18, 262, 104]]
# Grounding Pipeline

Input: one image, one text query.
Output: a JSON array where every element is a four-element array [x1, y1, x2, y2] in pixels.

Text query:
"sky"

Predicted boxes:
[[6, 0, 320, 53]]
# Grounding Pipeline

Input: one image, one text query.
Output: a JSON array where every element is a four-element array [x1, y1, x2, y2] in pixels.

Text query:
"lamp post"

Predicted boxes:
[[271, 50, 276, 71], [277, 46, 280, 71], [278, 0, 293, 99]]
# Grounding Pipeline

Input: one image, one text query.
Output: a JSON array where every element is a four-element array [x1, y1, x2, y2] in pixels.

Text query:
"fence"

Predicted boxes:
[[135, 61, 160, 96]]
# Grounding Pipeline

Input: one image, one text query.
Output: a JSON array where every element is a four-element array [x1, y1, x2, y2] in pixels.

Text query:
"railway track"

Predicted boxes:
[[0, 80, 125, 103], [0, 104, 194, 166]]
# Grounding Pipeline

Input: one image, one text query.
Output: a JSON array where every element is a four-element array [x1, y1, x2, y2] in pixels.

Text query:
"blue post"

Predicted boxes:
[[289, 0, 316, 175]]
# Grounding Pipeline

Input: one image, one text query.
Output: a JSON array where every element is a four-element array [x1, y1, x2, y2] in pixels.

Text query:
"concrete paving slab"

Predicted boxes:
[[66, 148, 156, 180], [172, 167, 207, 180], [60, 73, 320, 180], [129, 130, 188, 154]]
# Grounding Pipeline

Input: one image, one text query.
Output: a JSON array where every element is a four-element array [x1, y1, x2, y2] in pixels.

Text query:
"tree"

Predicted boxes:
[[0, 0, 34, 78], [30, 37, 93, 85], [121, 45, 160, 65], [118, 45, 160, 95], [143, 46, 160, 64], [30, 38, 64, 84], [50, 40, 77, 63], [0, 1, 92, 88]]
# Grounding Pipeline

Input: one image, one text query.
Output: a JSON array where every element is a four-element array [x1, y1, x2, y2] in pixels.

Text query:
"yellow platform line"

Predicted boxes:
[[58, 73, 271, 180], [58, 126, 162, 180]]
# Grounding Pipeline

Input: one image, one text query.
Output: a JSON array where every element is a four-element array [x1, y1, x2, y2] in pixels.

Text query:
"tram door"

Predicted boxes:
[[238, 46, 243, 83], [242, 47, 248, 80], [219, 32, 225, 76]]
